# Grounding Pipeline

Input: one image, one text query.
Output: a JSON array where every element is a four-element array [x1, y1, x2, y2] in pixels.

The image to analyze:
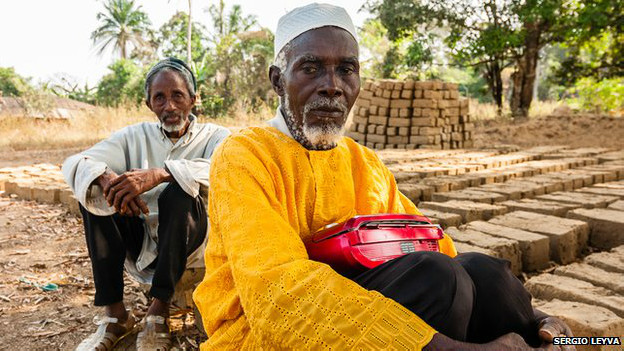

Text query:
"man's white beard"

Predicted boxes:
[[160, 117, 188, 133], [283, 94, 347, 149]]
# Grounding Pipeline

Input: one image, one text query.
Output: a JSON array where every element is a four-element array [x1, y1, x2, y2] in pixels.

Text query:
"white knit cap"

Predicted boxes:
[[274, 3, 357, 60]]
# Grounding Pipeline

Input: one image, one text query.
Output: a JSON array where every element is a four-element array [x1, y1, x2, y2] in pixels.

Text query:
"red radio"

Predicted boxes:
[[306, 214, 444, 278]]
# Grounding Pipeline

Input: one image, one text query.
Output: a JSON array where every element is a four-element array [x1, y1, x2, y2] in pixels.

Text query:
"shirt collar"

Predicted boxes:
[[266, 106, 294, 140]]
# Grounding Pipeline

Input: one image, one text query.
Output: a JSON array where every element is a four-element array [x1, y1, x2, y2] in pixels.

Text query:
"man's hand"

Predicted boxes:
[[537, 315, 575, 351], [101, 168, 171, 216], [424, 332, 565, 351]]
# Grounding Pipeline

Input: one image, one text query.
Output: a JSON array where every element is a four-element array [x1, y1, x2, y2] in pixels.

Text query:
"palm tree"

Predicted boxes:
[[91, 0, 152, 59]]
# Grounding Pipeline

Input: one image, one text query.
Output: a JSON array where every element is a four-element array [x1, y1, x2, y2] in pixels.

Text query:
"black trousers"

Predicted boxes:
[[80, 182, 207, 306], [354, 252, 539, 346]]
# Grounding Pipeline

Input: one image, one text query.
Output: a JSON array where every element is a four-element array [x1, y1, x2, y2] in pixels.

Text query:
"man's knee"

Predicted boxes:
[[456, 252, 513, 278], [394, 252, 465, 294]]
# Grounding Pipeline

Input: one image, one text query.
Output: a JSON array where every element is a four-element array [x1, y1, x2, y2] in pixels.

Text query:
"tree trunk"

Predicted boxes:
[[484, 60, 504, 116], [511, 22, 541, 119]]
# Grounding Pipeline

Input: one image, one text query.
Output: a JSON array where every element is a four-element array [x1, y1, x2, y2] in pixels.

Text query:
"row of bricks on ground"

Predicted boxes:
[[395, 160, 618, 198], [360, 82, 463, 103], [357, 140, 474, 151], [526, 247, 624, 350]]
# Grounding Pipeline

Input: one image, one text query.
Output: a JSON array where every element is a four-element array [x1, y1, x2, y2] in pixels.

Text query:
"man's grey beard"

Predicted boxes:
[[283, 95, 348, 150], [159, 113, 188, 133]]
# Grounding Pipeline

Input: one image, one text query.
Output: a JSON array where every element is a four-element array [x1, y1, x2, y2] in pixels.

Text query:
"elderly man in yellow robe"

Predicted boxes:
[[193, 3, 574, 351]]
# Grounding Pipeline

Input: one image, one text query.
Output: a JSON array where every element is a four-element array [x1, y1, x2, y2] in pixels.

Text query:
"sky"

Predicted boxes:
[[0, 0, 371, 87]]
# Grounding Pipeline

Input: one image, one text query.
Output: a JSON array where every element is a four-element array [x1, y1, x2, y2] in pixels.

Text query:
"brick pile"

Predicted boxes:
[[347, 79, 474, 150]]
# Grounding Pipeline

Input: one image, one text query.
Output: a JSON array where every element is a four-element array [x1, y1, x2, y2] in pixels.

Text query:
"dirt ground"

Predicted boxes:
[[473, 114, 624, 149], [1, 113, 622, 351]]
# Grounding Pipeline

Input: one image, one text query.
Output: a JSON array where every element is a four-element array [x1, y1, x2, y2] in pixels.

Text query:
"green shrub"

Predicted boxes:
[[567, 77, 624, 113]]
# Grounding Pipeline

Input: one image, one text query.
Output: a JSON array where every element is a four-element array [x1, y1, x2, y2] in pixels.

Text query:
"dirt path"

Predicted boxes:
[[0, 197, 203, 351]]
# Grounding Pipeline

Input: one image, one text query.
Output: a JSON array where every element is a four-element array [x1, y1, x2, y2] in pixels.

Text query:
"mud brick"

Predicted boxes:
[[374, 87, 383, 97], [477, 183, 538, 200], [367, 124, 376, 134], [358, 98, 371, 108], [388, 117, 411, 127], [382, 89, 392, 98], [31, 185, 59, 204], [608, 200, 624, 211], [412, 99, 435, 108], [369, 105, 379, 115], [419, 144, 442, 150], [445, 226, 522, 275], [398, 127, 409, 136], [375, 125, 386, 134], [463, 123, 475, 131], [413, 89, 423, 99], [468, 221, 550, 271], [454, 241, 497, 256], [368, 115, 388, 125], [419, 127, 441, 136], [396, 144, 406, 149], [423, 90, 442, 100], [405, 144, 417, 149], [567, 208, 624, 249], [437, 100, 448, 109], [445, 107, 460, 117], [555, 263, 624, 294], [421, 108, 435, 117], [537, 192, 619, 209], [431, 81, 443, 90], [402, 80, 414, 89], [420, 200, 508, 222], [399, 108, 411, 118], [464, 140, 474, 148], [371, 97, 391, 108], [411, 116, 436, 126], [388, 136, 409, 144], [413, 81, 433, 90], [390, 99, 412, 109], [411, 108, 422, 117], [378, 107, 389, 116], [391, 90, 401, 99], [442, 82, 458, 90], [431, 189, 506, 204], [410, 135, 434, 144], [418, 208, 462, 228], [367, 134, 387, 144], [374, 143, 384, 149], [359, 89, 373, 100], [365, 142, 374, 148], [526, 274, 624, 317], [356, 124, 366, 133], [358, 107, 369, 117], [489, 211, 588, 264], [362, 81, 372, 90], [585, 249, 624, 274], [501, 198, 580, 217], [533, 299, 624, 351], [577, 187, 624, 199], [398, 183, 423, 203], [400, 90, 413, 99], [386, 127, 397, 136], [352, 115, 368, 125], [390, 108, 399, 117], [348, 131, 366, 141]]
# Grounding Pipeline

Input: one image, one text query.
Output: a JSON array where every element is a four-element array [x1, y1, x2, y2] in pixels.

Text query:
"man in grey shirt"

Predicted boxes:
[[63, 58, 230, 351]]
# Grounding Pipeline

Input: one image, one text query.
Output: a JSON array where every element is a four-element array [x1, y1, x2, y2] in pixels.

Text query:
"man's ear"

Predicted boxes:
[[145, 98, 152, 110], [269, 65, 285, 97]]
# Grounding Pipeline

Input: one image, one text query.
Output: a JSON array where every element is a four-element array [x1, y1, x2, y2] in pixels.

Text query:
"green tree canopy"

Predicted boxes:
[[0, 67, 31, 97], [91, 0, 152, 59], [96, 59, 145, 107]]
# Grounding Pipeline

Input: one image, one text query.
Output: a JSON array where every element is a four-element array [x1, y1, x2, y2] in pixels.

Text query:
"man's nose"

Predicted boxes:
[[163, 99, 176, 111], [318, 70, 343, 98]]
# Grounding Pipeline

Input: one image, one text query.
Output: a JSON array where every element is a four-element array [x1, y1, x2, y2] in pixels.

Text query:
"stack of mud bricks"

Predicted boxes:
[[347, 79, 473, 150]]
